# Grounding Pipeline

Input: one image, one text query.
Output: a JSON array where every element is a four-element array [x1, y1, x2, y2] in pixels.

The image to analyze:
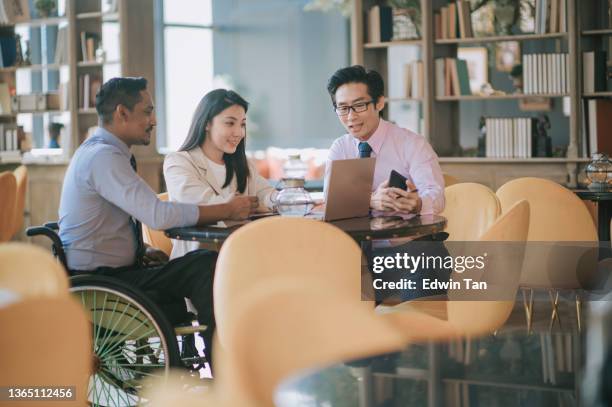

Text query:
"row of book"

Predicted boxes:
[[435, 1, 473, 40], [522, 53, 569, 95], [583, 51, 607, 94], [54, 26, 69, 65], [583, 99, 612, 157], [484, 117, 534, 158], [535, 0, 567, 34], [403, 61, 423, 99], [435, 58, 470, 97], [80, 31, 101, 63], [79, 74, 102, 109], [0, 123, 20, 153]]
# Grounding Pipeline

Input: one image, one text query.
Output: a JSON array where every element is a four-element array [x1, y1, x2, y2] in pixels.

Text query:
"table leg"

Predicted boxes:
[[597, 201, 612, 242]]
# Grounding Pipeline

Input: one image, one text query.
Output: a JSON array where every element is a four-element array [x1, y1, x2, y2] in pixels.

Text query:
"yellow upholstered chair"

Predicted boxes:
[[0, 171, 17, 242], [0, 242, 69, 300], [0, 297, 92, 407], [496, 177, 599, 331], [443, 173, 460, 186], [216, 277, 405, 406], [440, 182, 501, 241], [11, 165, 27, 238], [214, 217, 364, 344], [381, 200, 530, 340], [142, 192, 173, 257]]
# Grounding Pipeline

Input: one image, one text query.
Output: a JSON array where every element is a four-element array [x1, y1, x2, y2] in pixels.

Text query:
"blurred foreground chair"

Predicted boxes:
[[11, 165, 27, 238], [441, 182, 500, 241], [0, 242, 69, 299], [443, 173, 460, 186], [0, 297, 92, 406], [496, 177, 600, 331], [214, 217, 365, 344], [142, 192, 173, 257], [216, 277, 405, 406], [380, 200, 530, 340], [0, 171, 17, 242]]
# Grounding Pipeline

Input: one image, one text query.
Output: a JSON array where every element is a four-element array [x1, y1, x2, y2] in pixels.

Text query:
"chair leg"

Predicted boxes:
[[575, 292, 582, 333], [549, 289, 561, 331], [522, 288, 534, 334]]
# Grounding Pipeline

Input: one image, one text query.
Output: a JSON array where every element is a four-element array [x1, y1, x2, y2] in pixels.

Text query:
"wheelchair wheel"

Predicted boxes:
[[70, 275, 181, 407]]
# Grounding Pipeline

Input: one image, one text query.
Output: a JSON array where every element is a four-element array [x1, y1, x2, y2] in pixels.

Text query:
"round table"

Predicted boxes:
[[572, 189, 612, 241], [165, 215, 447, 245]]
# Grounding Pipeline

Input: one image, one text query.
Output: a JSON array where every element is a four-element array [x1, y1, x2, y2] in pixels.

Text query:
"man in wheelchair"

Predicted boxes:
[[57, 77, 257, 369]]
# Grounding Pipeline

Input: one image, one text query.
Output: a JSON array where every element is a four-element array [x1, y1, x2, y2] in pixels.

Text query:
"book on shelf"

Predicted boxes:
[[435, 58, 471, 97], [0, 123, 19, 153], [522, 53, 568, 95], [436, 1, 473, 40], [80, 31, 101, 62], [583, 51, 607, 94], [0, 0, 29, 24], [367, 5, 393, 43], [535, 0, 566, 34], [54, 26, 68, 65], [485, 117, 533, 158], [0, 34, 17, 68], [10, 93, 61, 112], [585, 99, 612, 156], [79, 73, 102, 109], [0, 82, 10, 114], [403, 61, 423, 99]]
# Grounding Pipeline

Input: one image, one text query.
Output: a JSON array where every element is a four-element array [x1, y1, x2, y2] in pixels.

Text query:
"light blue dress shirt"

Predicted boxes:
[[59, 127, 199, 270]]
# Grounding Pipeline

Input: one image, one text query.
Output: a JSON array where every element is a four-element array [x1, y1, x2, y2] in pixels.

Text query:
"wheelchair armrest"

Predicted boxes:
[[43, 221, 59, 230], [25, 225, 68, 270]]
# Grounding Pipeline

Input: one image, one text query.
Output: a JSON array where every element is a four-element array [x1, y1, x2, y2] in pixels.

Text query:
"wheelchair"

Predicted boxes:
[[27, 222, 209, 407]]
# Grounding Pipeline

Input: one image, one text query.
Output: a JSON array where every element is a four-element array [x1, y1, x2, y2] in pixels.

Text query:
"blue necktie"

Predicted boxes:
[[358, 142, 372, 158]]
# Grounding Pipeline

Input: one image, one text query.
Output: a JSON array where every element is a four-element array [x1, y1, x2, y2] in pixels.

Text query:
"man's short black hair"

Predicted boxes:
[[95, 77, 148, 124], [326, 65, 385, 105]]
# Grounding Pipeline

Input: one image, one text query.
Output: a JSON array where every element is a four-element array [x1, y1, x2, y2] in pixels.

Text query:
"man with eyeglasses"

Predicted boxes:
[[325, 65, 448, 303], [325, 65, 444, 215]]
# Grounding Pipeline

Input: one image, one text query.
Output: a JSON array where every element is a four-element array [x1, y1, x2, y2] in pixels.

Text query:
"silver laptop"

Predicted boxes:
[[315, 157, 376, 221]]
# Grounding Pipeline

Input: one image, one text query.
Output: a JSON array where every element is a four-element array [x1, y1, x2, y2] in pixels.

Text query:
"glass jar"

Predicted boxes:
[[274, 178, 314, 217], [283, 154, 308, 179], [586, 153, 612, 191]]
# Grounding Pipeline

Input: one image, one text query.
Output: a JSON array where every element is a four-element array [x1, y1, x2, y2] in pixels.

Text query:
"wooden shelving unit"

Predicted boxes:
[[435, 32, 567, 45]]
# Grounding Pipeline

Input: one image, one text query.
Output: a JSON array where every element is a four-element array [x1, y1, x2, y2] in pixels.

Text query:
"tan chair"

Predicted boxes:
[[0, 242, 69, 299], [381, 200, 530, 340], [0, 171, 17, 242], [496, 177, 599, 331], [440, 182, 501, 241], [11, 165, 27, 238], [142, 192, 173, 257], [0, 297, 92, 407], [443, 173, 460, 186], [214, 217, 364, 344], [216, 277, 405, 406]]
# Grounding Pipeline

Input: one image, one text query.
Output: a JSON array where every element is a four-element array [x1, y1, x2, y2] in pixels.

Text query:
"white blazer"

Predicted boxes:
[[163, 148, 276, 259]]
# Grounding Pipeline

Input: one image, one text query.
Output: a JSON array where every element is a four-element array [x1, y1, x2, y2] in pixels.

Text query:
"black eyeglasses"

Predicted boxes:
[[334, 100, 376, 116]]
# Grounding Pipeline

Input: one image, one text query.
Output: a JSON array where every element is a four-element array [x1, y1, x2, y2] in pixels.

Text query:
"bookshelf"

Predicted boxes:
[[350, 0, 586, 187]]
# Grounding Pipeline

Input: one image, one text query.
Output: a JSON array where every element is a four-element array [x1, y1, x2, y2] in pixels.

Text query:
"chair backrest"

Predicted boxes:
[[443, 173, 460, 187], [214, 217, 363, 344], [496, 177, 597, 241], [0, 242, 69, 299], [216, 277, 405, 406], [440, 182, 501, 241], [0, 297, 91, 406], [12, 165, 27, 237], [0, 171, 17, 242], [446, 200, 530, 334], [142, 192, 173, 257]]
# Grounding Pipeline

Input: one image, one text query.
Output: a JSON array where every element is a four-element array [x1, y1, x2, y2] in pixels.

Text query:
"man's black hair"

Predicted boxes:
[[95, 77, 148, 124], [326, 65, 385, 105]]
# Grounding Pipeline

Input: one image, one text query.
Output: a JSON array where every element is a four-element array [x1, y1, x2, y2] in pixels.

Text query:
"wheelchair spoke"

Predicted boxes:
[[96, 307, 146, 358], [94, 292, 109, 348], [97, 297, 131, 355], [98, 326, 156, 359]]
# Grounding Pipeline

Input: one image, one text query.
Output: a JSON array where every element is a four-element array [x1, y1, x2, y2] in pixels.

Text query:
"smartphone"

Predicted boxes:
[[388, 170, 408, 191]]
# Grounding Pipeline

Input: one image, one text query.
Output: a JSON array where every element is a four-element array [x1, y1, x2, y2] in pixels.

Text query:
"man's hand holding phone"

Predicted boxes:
[[370, 170, 422, 214]]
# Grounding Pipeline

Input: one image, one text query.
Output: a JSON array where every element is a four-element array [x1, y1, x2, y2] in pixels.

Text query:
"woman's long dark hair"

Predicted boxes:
[[179, 89, 250, 193]]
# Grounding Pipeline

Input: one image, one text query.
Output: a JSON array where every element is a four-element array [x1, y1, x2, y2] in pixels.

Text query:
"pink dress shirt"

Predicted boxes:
[[325, 119, 445, 215]]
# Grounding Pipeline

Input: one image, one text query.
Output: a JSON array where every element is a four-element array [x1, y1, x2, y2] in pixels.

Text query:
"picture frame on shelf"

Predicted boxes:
[[496, 41, 520, 73], [457, 47, 488, 94]]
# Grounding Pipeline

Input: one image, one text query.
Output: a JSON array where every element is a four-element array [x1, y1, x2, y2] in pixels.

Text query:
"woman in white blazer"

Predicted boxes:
[[164, 89, 276, 259]]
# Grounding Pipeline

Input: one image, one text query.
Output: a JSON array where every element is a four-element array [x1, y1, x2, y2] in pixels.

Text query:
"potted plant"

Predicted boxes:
[[35, 0, 56, 18]]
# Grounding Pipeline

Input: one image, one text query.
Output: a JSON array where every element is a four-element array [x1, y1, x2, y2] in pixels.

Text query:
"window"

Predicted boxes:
[[154, 0, 214, 152]]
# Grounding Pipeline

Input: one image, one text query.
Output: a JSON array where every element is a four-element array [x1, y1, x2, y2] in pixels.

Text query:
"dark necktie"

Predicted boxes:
[[358, 142, 372, 158], [129, 155, 145, 267]]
